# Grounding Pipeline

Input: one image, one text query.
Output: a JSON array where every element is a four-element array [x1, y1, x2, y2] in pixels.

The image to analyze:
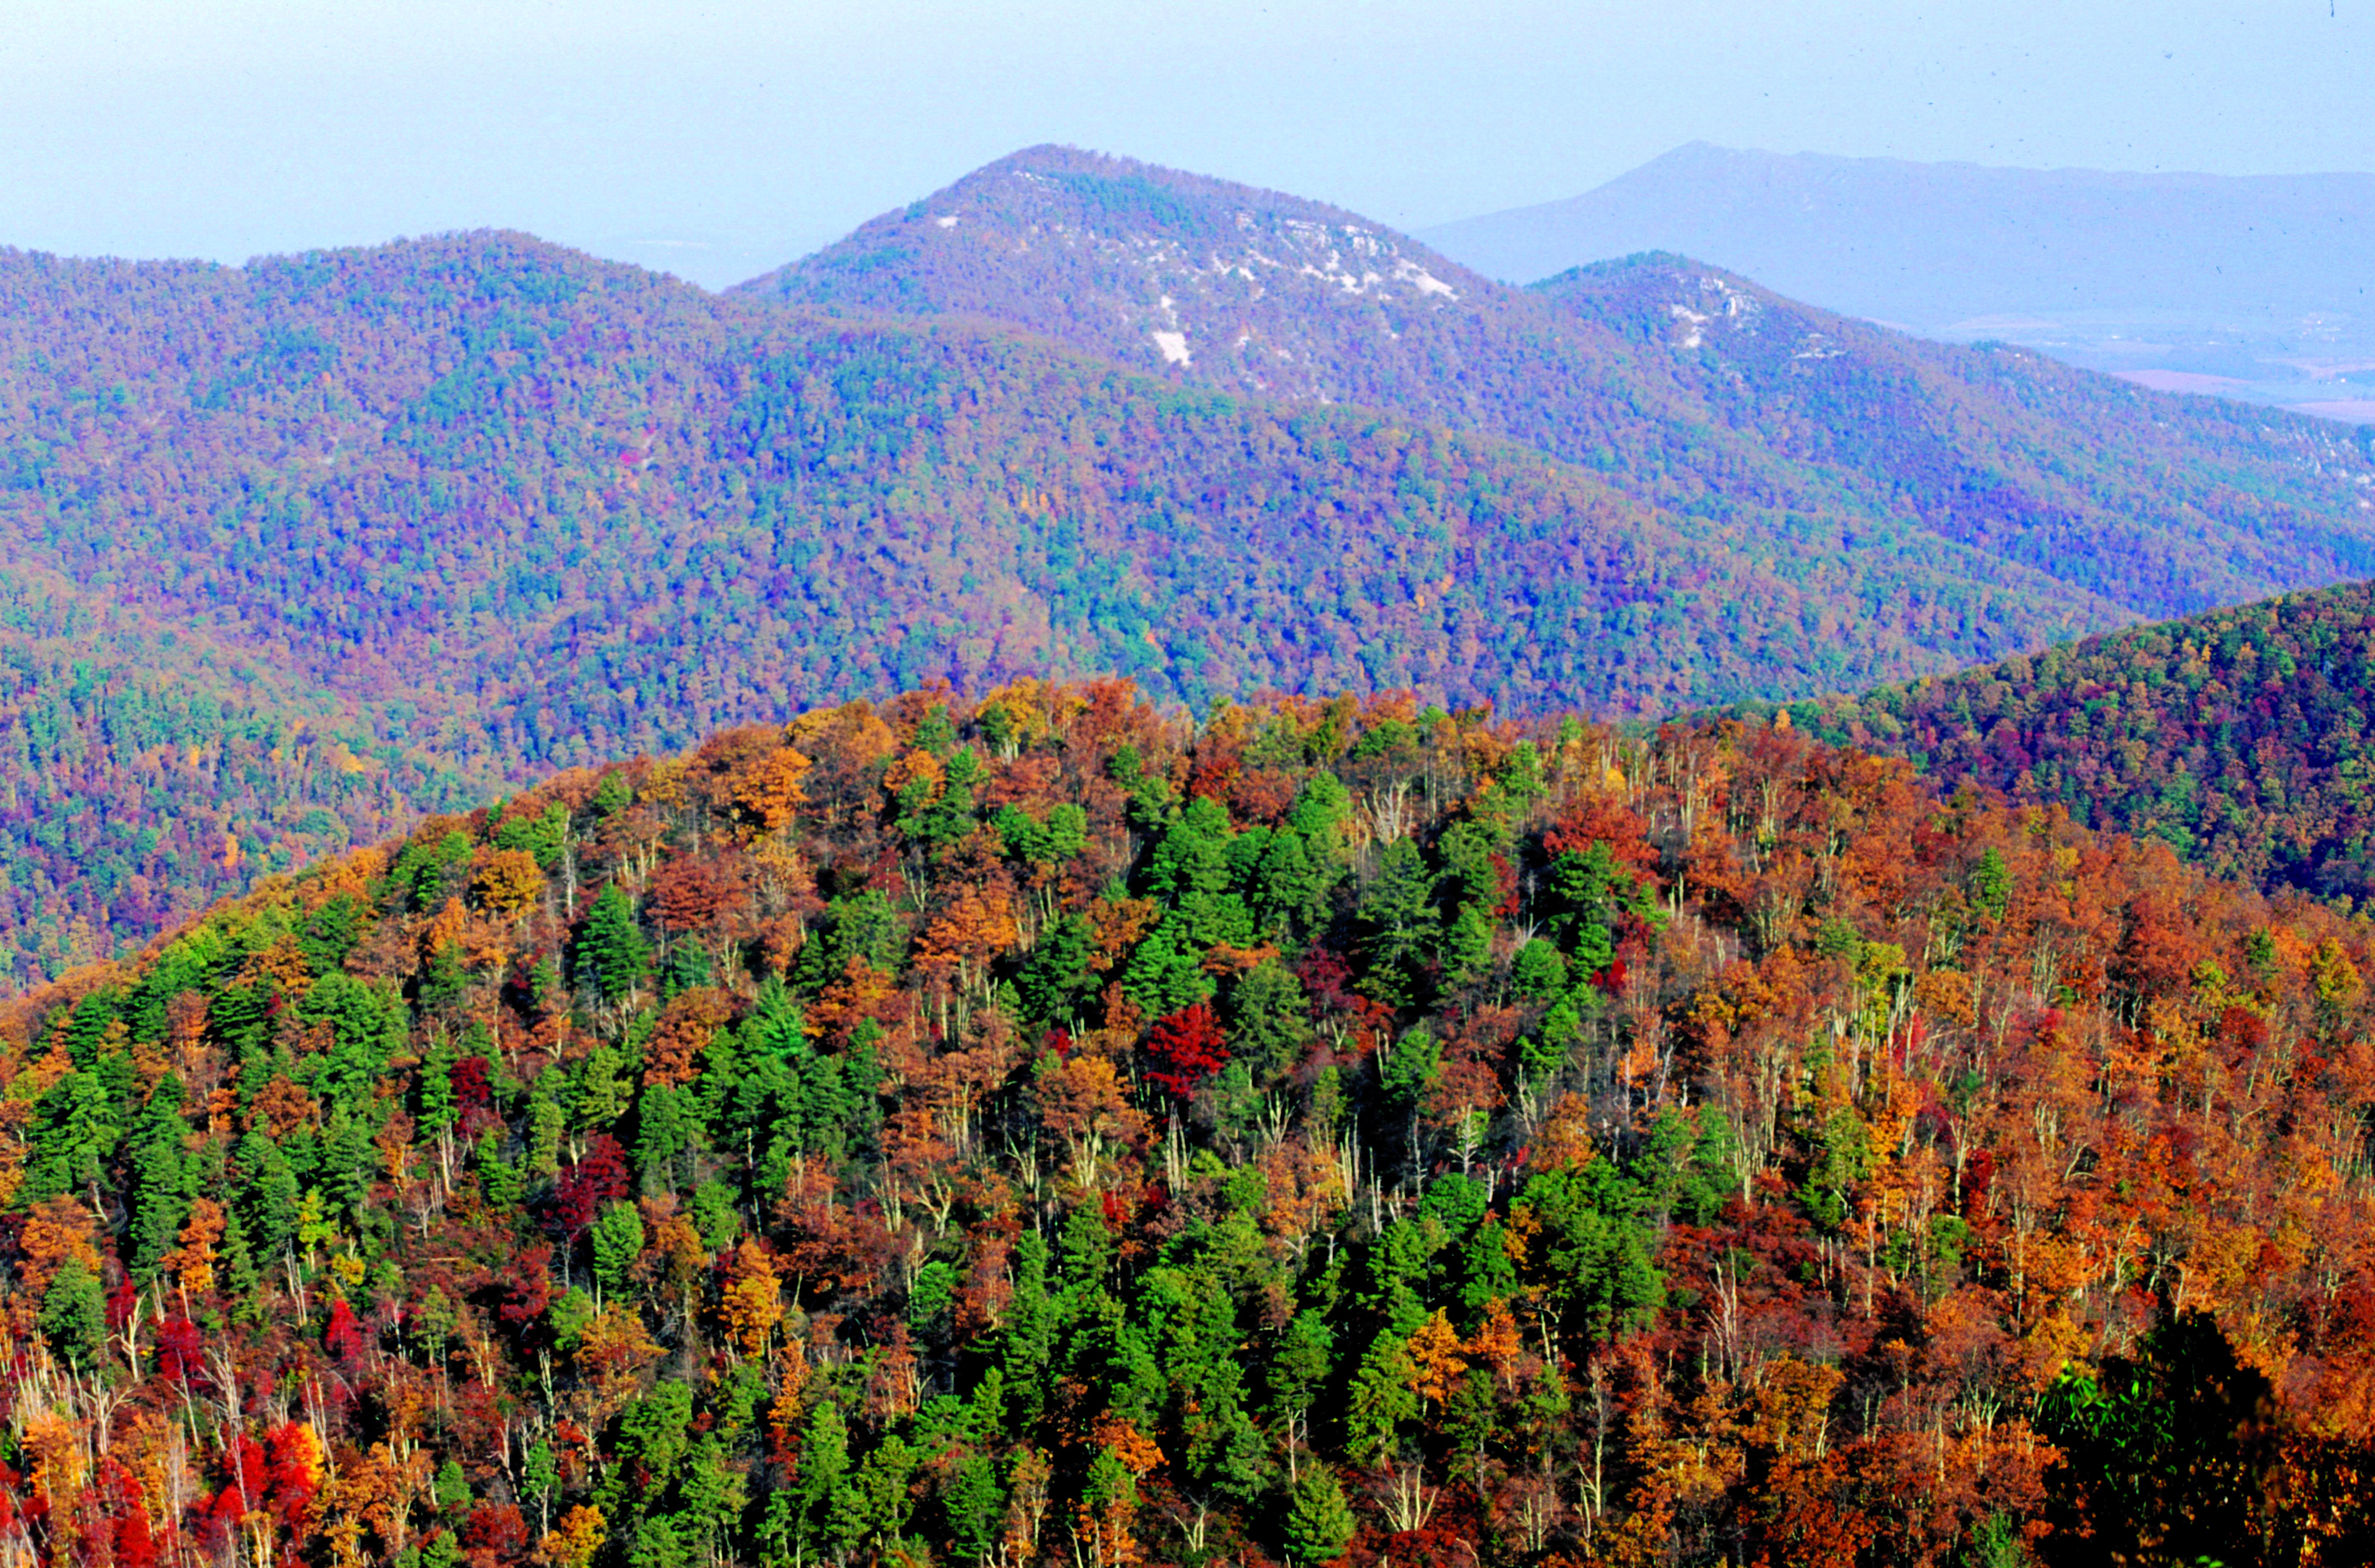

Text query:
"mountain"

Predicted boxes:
[[3, 146, 2375, 987], [746, 146, 2375, 625], [7, 685, 2375, 1565], [1421, 142, 2375, 418], [0, 229, 1993, 980], [1746, 577, 2375, 905], [0, 559, 487, 987]]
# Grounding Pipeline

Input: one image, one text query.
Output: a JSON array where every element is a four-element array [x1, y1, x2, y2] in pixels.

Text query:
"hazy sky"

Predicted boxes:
[[0, 0, 2365, 289]]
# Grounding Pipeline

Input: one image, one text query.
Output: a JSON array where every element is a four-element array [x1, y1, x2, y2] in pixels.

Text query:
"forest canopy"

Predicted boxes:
[[0, 681, 2370, 1567]]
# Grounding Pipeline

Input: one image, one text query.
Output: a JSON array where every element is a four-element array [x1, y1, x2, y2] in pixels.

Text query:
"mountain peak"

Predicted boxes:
[[736, 144, 1487, 394]]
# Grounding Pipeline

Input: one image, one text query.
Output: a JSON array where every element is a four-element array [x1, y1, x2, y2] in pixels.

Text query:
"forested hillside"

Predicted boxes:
[[0, 560, 496, 987], [6, 144, 2375, 990], [749, 146, 2375, 623], [1532, 253, 2375, 612], [0, 234, 1919, 981], [1758, 579, 2375, 907], [5, 683, 2375, 1566]]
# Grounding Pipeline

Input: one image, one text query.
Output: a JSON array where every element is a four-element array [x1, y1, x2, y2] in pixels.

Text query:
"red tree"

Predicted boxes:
[[1145, 1004, 1229, 1097]]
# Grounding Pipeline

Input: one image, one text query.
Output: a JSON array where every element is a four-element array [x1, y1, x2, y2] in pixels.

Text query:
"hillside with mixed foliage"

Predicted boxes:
[[5, 683, 2375, 1566], [0, 234, 1866, 980], [0, 560, 494, 988], [1757, 579, 2375, 907], [748, 146, 2375, 624], [6, 144, 2375, 990]]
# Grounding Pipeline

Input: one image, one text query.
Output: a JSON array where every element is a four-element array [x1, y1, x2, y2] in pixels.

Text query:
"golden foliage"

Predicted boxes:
[[719, 1239, 785, 1360], [539, 1506, 606, 1568], [474, 847, 545, 919]]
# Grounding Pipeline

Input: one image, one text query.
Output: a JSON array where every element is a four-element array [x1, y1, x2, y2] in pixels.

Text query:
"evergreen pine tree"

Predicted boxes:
[[1358, 838, 1439, 1008], [238, 1129, 302, 1258], [126, 1077, 190, 1275], [39, 1256, 107, 1372], [590, 1201, 645, 1298], [1282, 1466, 1357, 1566], [576, 882, 651, 1004], [1002, 1228, 1054, 1427], [794, 1401, 855, 1564], [942, 1454, 1005, 1565]]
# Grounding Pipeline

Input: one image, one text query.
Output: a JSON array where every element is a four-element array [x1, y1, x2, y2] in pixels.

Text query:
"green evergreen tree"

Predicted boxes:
[[126, 1077, 191, 1276], [1287, 773, 1353, 861], [1250, 828, 1332, 936], [576, 882, 651, 1004], [680, 1432, 747, 1563], [322, 1104, 378, 1223], [1226, 962, 1310, 1083], [1434, 820, 1501, 910], [636, 1083, 690, 1193], [1344, 1328, 1420, 1465], [1002, 1228, 1054, 1427], [1358, 838, 1438, 1008], [941, 1454, 1005, 1565], [1440, 901, 1494, 988], [475, 1131, 523, 1207], [1121, 917, 1216, 1017], [1282, 1465, 1358, 1566], [28, 1069, 121, 1201], [1015, 912, 1098, 1031], [238, 1129, 302, 1258], [661, 938, 710, 997], [590, 1200, 645, 1298], [39, 1256, 106, 1372], [1509, 937, 1569, 1000], [791, 1400, 855, 1564], [218, 1206, 265, 1321], [416, 1030, 457, 1140]]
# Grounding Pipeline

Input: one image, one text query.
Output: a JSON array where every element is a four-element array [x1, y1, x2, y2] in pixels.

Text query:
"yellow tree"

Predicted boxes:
[[718, 1239, 785, 1361], [1408, 1310, 1470, 1420]]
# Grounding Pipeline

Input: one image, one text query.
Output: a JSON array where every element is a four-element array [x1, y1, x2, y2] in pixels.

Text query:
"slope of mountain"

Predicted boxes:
[[1420, 142, 2375, 410], [1744, 578, 2375, 905], [0, 556, 494, 986], [745, 146, 2375, 625], [7, 686, 2375, 1565], [0, 229, 2021, 979], [1534, 253, 2375, 611], [6, 145, 2375, 987]]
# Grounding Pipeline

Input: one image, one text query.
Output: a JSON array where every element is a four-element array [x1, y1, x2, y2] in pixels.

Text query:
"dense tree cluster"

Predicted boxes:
[[0, 586, 484, 985], [1760, 578, 2375, 907], [3, 681, 2374, 1566]]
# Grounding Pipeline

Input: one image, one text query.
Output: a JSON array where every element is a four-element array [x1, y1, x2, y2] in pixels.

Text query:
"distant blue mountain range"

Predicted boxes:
[[1422, 143, 2375, 420]]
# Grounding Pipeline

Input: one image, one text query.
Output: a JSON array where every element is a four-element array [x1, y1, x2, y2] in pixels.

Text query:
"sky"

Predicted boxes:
[[0, 0, 2366, 290]]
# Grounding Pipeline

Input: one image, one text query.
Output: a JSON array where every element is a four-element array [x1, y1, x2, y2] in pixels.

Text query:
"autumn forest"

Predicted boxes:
[[3, 680, 2373, 1568], [6, 143, 2375, 1568]]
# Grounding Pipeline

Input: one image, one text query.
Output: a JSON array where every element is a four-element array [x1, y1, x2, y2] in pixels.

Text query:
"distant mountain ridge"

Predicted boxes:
[[739, 145, 1491, 401], [1, 145, 2374, 984], [1422, 142, 2375, 412], [749, 147, 2375, 628]]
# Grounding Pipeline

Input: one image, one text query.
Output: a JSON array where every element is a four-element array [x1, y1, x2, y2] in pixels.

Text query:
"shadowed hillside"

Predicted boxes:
[[1741, 578, 2375, 906]]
